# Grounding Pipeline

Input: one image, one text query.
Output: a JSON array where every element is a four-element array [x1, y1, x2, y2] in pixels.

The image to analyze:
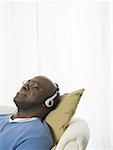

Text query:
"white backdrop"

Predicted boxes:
[[0, 1, 38, 105], [0, 1, 112, 150]]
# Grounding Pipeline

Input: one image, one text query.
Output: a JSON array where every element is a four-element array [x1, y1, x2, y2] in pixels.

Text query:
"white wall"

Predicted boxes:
[[0, 1, 112, 150], [110, 1, 113, 149], [0, 1, 38, 106]]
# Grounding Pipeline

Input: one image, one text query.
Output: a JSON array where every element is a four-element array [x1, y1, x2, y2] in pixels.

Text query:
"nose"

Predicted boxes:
[[22, 84, 29, 90]]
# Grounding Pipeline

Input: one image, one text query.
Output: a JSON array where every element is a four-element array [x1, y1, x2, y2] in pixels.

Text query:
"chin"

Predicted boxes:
[[13, 96, 20, 102], [13, 96, 22, 107]]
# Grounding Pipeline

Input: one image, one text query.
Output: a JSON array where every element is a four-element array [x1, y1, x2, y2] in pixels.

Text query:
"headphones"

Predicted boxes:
[[43, 83, 59, 108]]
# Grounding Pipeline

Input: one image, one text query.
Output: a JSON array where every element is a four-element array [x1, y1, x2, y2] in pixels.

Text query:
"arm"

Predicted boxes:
[[15, 137, 52, 150]]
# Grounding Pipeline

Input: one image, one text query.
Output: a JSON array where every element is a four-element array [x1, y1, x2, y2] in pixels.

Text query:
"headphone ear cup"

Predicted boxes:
[[43, 84, 59, 108], [44, 99, 54, 108]]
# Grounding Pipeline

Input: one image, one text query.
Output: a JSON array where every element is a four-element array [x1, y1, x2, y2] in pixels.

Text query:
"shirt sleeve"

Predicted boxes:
[[15, 137, 53, 150]]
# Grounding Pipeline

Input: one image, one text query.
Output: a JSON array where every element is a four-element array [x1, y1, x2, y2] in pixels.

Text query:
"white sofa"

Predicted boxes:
[[0, 105, 90, 150]]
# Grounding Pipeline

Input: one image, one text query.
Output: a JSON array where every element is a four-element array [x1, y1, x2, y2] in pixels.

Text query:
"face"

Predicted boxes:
[[13, 77, 49, 110]]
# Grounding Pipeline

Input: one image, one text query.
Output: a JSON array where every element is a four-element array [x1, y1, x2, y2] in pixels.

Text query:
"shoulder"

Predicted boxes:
[[22, 119, 53, 142], [14, 120, 53, 148], [23, 119, 50, 136]]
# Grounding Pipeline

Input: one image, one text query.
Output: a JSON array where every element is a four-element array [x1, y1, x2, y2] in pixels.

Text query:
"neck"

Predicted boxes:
[[12, 107, 47, 120]]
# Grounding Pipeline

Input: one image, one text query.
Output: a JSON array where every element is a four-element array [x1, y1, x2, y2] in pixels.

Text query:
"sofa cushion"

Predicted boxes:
[[45, 88, 84, 145]]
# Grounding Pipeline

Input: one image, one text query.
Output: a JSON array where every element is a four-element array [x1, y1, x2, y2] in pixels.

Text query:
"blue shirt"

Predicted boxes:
[[0, 114, 53, 150]]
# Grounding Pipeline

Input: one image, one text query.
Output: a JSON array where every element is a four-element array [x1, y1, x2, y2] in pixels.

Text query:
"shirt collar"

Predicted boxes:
[[9, 115, 39, 123]]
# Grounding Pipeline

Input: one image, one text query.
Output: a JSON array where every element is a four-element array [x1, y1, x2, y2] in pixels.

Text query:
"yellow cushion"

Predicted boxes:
[[45, 88, 85, 145]]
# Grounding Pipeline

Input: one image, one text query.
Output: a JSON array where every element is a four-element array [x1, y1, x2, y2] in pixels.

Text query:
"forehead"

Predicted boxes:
[[30, 77, 48, 88], [32, 77, 44, 83], [32, 76, 50, 84], [28, 78, 42, 87], [32, 76, 55, 90]]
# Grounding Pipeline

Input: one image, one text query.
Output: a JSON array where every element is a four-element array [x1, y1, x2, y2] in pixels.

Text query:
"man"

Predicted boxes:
[[0, 76, 60, 150]]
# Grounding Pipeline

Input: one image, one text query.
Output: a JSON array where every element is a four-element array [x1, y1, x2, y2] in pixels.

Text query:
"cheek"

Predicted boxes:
[[28, 91, 42, 103], [29, 88, 47, 104]]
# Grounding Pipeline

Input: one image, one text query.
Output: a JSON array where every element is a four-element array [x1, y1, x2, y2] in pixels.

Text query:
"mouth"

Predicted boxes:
[[13, 90, 28, 103], [16, 90, 27, 98]]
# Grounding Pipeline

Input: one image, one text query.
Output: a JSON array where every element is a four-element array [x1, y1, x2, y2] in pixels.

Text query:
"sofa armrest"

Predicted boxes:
[[55, 118, 90, 150], [63, 137, 87, 150]]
